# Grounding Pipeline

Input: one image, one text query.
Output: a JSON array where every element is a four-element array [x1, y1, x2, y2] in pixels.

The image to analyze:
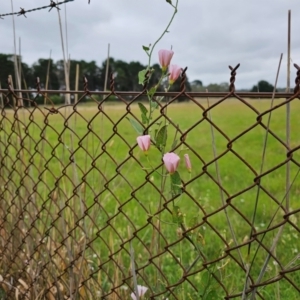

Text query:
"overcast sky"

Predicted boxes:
[[1, 0, 300, 89]]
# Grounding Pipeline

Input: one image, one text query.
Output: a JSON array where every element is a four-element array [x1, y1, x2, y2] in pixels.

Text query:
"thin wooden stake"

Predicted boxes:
[[75, 63, 80, 104], [45, 50, 52, 105], [104, 43, 110, 93], [243, 53, 283, 300], [0, 82, 3, 108], [286, 10, 291, 212], [56, 8, 70, 105], [10, 0, 21, 94]]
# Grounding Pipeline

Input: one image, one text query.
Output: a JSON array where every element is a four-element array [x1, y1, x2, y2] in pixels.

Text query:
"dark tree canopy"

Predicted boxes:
[[0, 53, 195, 96], [0, 54, 33, 89], [251, 80, 276, 92]]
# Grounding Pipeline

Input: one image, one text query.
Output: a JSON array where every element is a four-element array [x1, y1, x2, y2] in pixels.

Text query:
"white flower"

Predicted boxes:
[[130, 285, 148, 300]]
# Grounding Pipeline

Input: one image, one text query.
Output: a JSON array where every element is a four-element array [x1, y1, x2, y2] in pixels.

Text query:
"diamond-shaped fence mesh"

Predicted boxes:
[[0, 64, 300, 299]]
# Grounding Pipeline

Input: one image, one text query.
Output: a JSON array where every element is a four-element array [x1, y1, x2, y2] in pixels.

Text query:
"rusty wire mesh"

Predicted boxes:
[[0, 64, 300, 300]]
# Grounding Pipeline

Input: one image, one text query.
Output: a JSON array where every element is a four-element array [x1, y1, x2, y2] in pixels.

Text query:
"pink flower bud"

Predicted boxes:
[[168, 64, 182, 85], [163, 152, 180, 174], [158, 49, 174, 72], [184, 154, 192, 172], [137, 135, 151, 154], [131, 285, 148, 300]]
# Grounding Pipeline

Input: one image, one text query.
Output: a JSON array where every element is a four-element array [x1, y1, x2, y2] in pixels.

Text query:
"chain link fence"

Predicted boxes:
[[0, 64, 300, 299]]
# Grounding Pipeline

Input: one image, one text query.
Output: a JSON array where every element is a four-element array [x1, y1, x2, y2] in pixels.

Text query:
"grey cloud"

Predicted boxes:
[[0, 0, 299, 88]]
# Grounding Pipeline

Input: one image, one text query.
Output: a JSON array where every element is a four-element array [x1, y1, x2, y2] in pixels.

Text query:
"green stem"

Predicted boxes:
[[147, 0, 179, 68], [145, 0, 178, 127], [147, 81, 172, 128], [146, 156, 167, 177]]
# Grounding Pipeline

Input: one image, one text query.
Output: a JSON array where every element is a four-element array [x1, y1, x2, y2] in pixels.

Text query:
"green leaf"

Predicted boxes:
[[126, 117, 144, 135], [148, 87, 156, 98], [138, 69, 147, 85], [171, 171, 182, 196], [171, 139, 178, 150], [205, 289, 219, 300], [138, 102, 148, 124], [157, 96, 165, 103], [155, 125, 168, 152], [153, 129, 158, 143], [138, 102, 148, 115], [172, 205, 183, 223], [142, 45, 150, 51], [201, 270, 211, 286], [200, 270, 218, 299], [150, 100, 159, 110]]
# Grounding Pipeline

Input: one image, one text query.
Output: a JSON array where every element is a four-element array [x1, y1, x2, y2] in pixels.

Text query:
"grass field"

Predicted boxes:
[[0, 98, 300, 299]]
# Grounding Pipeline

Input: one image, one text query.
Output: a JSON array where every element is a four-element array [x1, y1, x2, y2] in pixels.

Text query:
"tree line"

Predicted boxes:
[[0, 53, 279, 95], [0, 53, 191, 93]]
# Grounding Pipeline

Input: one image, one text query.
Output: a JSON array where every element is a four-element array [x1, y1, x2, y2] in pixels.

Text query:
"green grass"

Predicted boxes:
[[0, 98, 300, 299]]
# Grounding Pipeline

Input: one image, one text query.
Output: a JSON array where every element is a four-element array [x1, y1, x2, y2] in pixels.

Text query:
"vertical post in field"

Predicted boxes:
[[104, 43, 111, 93], [286, 10, 291, 211], [45, 50, 52, 105], [75, 63, 80, 104]]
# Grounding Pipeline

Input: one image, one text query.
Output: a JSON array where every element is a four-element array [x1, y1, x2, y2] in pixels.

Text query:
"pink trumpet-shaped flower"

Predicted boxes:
[[169, 64, 182, 85], [137, 135, 151, 154], [184, 154, 192, 172], [130, 285, 148, 300], [163, 152, 180, 174], [158, 49, 174, 72]]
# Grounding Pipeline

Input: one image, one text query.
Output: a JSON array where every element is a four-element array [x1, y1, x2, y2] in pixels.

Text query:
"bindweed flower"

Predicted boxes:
[[163, 152, 180, 174], [137, 135, 151, 154], [184, 154, 192, 172], [130, 285, 148, 300], [158, 49, 174, 72], [168, 64, 182, 85]]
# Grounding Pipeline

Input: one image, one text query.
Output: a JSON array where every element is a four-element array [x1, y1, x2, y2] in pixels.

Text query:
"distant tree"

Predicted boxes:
[[203, 82, 229, 92], [0, 54, 16, 88], [169, 74, 192, 93], [21, 62, 34, 89], [148, 63, 164, 92], [99, 58, 115, 90], [113, 59, 134, 91], [67, 59, 100, 91], [32, 59, 59, 90], [97, 58, 145, 91], [251, 80, 276, 92], [0, 54, 33, 89], [0, 53, 192, 95], [67, 59, 101, 91], [192, 79, 203, 86], [126, 61, 146, 91], [191, 79, 203, 91]]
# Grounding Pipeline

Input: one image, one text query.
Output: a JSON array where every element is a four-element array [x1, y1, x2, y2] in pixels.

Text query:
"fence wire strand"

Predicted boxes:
[[0, 0, 75, 18]]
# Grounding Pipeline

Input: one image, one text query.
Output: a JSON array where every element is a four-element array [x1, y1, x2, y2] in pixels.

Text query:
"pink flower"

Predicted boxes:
[[131, 285, 148, 300], [184, 154, 192, 172], [137, 135, 151, 154], [158, 49, 174, 72], [163, 152, 180, 174], [168, 64, 182, 84]]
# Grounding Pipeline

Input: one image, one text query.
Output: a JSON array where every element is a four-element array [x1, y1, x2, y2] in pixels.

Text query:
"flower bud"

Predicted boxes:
[[169, 64, 182, 85], [137, 135, 151, 155], [158, 49, 174, 72], [184, 154, 192, 172], [163, 152, 180, 174]]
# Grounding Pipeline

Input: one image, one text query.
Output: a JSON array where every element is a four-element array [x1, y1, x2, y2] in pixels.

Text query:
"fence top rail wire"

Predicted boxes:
[[0, 89, 297, 98]]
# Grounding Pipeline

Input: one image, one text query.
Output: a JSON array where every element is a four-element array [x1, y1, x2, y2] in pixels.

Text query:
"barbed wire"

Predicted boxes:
[[0, 0, 75, 19]]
